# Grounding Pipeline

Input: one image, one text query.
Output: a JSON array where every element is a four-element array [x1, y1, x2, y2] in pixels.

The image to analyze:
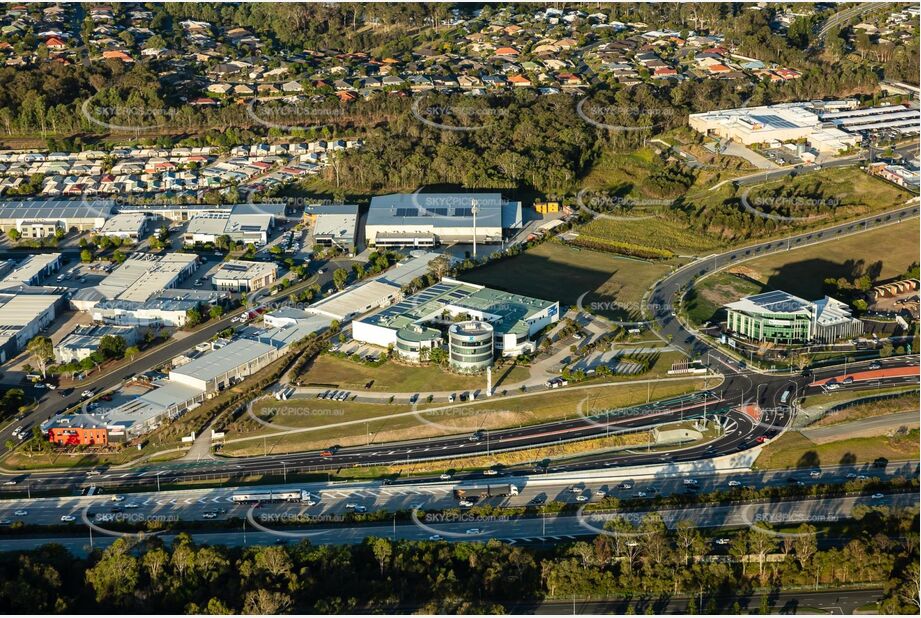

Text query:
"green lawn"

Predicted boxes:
[[300, 354, 529, 392], [458, 241, 675, 320]]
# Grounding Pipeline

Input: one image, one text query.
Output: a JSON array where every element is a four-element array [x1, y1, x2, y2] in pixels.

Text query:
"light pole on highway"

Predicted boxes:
[[156, 472, 162, 492], [281, 461, 287, 484]]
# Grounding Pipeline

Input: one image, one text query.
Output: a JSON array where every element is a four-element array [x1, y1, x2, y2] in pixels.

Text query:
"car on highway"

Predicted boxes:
[[202, 512, 218, 520], [617, 482, 634, 490], [428, 534, 442, 541], [856, 475, 869, 481], [81, 389, 94, 398], [714, 538, 731, 545], [13, 510, 27, 516], [125, 503, 139, 509], [846, 472, 857, 479], [682, 479, 698, 486], [595, 489, 607, 497], [871, 493, 884, 499], [448, 393, 455, 402], [868, 361, 882, 370], [111, 495, 125, 502], [458, 499, 474, 507], [634, 491, 647, 498], [727, 480, 741, 487], [809, 471, 821, 478], [60, 515, 76, 522], [842, 376, 854, 385], [465, 528, 481, 535], [575, 495, 588, 502], [439, 473, 452, 480], [3, 479, 17, 486], [0, 518, 11, 525]]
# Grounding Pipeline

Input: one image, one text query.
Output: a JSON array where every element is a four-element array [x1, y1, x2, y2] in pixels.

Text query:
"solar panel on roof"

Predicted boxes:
[[395, 208, 417, 217], [453, 208, 473, 217]]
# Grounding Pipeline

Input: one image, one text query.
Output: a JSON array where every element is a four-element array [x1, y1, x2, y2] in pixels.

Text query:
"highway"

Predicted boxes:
[[0, 460, 916, 526], [0, 492, 914, 556]]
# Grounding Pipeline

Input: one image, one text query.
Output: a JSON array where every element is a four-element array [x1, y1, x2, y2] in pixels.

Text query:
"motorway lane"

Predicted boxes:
[[0, 493, 915, 556]]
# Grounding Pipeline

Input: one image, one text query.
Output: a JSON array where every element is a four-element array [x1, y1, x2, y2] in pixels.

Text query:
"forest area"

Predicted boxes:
[[0, 507, 917, 614]]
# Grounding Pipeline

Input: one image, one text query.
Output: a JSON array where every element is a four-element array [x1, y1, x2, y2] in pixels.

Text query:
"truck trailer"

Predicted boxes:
[[453, 484, 519, 500]]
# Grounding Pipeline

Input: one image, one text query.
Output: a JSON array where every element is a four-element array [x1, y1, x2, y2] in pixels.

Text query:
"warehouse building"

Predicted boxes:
[[53, 324, 138, 363], [0, 253, 61, 287], [72, 252, 199, 310], [306, 279, 402, 322], [724, 290, 862, 344], [304, 204, 359, 251], [0, 199, 114, 237], [183, 210, 275, 245], [211, 260, 278, 292], [91, 290, 226, 328], [365, 193, 522, 248], [352, 278, 558, 359], [0, 292, 63, 362], [98, 212, 150, 241]]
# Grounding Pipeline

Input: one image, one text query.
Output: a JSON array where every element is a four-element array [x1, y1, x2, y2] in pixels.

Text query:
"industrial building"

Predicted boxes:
[[352, 278, 558, 360], [0, 253, 62, 287], [183, 210, 275, 245], [689, 100, 918, 153], [0, 199, 114, 236], [306, 279, 402, 322], [0, 292, 63, 362], [53, 324, 138, 364], [90, 289, 226, 328], [365, 193, 522, 248], [211, 260, 278, 292], [304, 204, 359, 251], [71, 252, 199, 310], [116, 202, 288, 222], [724, 290, 862, 344], [98, 212, 150, 241]]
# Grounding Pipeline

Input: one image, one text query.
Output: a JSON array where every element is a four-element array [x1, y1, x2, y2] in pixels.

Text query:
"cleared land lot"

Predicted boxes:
[[300, 355, 530, 392], [458, 241, 675, 320], [686, 219, 918, 324], [735, 219, 918, 299], [222, 377, 710, 456]]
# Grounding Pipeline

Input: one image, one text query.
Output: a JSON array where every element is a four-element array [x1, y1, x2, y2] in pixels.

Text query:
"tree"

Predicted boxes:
[[209, 305, 224, 320], [6, 228, 20, 241], [332, 267, 349, 290], [369, 537, 392, 576], [98, 335, 126, 360], [186, 306, 202, 327], [80, 248, 93, 263], [27, 336, 54, 379], [124, 346, 140, 361], [85, 539, 140, 606]]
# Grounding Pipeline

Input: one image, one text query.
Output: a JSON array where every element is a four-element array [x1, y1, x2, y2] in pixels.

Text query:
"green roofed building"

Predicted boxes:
[[724, 290, 862, 344]]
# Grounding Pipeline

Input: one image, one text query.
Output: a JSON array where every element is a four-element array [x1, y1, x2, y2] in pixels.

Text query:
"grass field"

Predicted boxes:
[[746, 167, 913, 217], [808, 391, 919, 428], [577, 216, 725, 256], [685, 271, 763, 325], [300, 355, 530, 392], [755, 428, 919, 470], [737, 219, 918, 299], [458, 241, 675, 320], [221, 377, 711, 456]]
